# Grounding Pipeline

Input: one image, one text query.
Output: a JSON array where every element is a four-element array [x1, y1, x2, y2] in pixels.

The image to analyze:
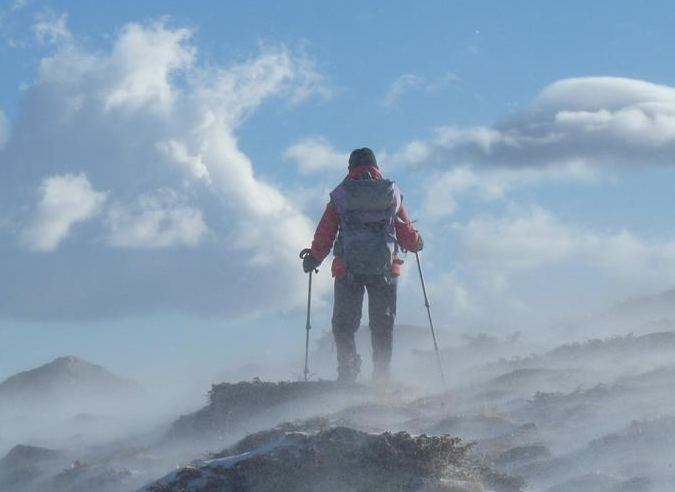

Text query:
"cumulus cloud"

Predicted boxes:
[[106, 190, 209, 248], [0, 20, 331, 320], [283, 136, 349, 174], [103, 22, 194, 112], [157, 139, 211, 183], [21, 173, 108, 252]]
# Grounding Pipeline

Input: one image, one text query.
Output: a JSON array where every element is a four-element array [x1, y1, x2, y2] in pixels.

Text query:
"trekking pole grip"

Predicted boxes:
[[299, 248, 319, 274]]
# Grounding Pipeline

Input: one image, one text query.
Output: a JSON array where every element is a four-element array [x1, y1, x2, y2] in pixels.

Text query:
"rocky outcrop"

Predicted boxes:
[[142, 427, 523, 492], [167, 380, 370, 442]]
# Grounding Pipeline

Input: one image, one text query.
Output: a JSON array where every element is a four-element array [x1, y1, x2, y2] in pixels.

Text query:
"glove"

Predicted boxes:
[[303, 254, 321, 273], [416, 235, 424, 252], [299, 248, 321, 273]]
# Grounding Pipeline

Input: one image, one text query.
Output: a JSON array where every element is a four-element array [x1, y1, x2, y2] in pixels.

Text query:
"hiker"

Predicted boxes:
[[300, 148, 423, 383]]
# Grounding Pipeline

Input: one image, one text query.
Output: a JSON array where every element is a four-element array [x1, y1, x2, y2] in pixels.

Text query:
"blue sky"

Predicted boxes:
[[2, 0, 675, 385]]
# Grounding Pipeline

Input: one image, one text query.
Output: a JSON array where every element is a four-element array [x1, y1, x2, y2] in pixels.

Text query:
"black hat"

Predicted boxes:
[[348, 147, 378, 171]]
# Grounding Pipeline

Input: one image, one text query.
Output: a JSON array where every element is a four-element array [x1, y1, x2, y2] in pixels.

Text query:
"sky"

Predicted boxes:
[[2, 0, 675, 386]]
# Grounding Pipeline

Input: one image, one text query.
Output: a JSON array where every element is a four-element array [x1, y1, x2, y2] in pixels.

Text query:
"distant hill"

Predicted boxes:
[[614, 287, 675, 315], [0, 356, 140, 406], [0, 444, 65, 472], [597, 287, 675, 335]]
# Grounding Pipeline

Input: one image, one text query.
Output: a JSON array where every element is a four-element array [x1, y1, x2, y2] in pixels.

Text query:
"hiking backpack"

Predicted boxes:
[[330, 177, 402, 276]]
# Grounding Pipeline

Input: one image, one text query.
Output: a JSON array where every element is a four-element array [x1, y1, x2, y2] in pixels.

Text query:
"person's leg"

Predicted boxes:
[[367, 275, 398, 382], [332, 275, 365, 382]]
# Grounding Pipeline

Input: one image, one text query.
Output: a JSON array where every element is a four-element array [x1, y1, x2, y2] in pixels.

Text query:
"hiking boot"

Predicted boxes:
[[337, 354, 362, 383]]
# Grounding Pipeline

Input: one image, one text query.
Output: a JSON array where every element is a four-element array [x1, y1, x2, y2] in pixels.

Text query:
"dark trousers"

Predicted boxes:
[[332, 274, 398, 374]]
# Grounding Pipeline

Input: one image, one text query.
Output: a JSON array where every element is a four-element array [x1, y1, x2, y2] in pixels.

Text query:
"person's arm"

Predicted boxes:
[[395, 202, 422, 252], [310, 203, 340, 262]]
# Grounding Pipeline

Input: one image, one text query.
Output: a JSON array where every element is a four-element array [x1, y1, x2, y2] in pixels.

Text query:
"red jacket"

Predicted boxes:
[[310, 165, 422, 277]]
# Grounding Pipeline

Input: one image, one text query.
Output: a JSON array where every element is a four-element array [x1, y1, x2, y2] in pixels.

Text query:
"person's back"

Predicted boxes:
[[302, 148, 423, 383], [330, 175, 400, 277]]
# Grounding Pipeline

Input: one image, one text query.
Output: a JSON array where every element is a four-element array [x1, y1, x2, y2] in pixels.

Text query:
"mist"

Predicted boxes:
[[3, 293, 675, 491]]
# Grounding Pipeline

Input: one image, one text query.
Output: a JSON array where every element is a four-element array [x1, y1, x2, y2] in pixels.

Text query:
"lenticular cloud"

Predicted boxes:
[[0, 20, 328, 320], [403, 77, 675, 220], [406, 76, 675, 171]]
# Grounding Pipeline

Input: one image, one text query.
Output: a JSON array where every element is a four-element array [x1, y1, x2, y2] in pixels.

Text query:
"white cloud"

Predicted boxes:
[[454, 207, 579, 272], [389, 77, 675, 325], [106, 189, 209, 248], [0, 20, 331, 320], [189, 45, 332, 129], [381, 72, 459, 109], [401, 77, 675, 171], [21, 173, 108, 252], [104, 22, 194, 112], [283, 136, 348, 174], [391, 76, 675, 218], [422, 162, 597, 219], [426, 72, 460, 92], [33, 11, 71, 45], [415, 205, 675, 326], [11, 0, 38, 11], [427, 273, 474, 315], [286, 53, 335, 105], [388, 139, 433, 166], [453, 206, 675, 286], [382, 74, 424, 109], [157, 139, 211, 183]]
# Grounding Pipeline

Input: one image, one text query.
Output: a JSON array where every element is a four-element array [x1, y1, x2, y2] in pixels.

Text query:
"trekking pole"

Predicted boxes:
[[299, 249, 317, 382], [415, 251, 446, 385], [303, 270, 313, 382]]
